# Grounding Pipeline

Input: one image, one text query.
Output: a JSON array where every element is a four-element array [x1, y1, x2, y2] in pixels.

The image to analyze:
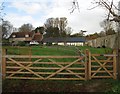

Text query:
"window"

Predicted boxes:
[[25, 34, 29, 37], [12, 35, 16, 38]]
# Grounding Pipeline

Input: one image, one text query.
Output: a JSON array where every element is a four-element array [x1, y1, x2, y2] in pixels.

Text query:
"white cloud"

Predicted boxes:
[[9, 2, 49, 15], [5, 13, 43, 28], [11, 2, 41, 14], [67, 8, 105, 34]]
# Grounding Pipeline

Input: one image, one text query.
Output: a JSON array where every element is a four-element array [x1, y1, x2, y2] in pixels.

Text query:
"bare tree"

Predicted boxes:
[[0, 1, 6, 40], [19, 23, 34, 32], [100, 20, 112, 31], [90, 0, 120, 22], [54, 18, 59, 28], [59, 17, 68, 34], [100, 19, 116, 35], [65, 27, 72, 36], [99, 31, 106, 37], [1, 21, 13, 39], [0, 2, 6, 22], [44, 18, 54, 28]]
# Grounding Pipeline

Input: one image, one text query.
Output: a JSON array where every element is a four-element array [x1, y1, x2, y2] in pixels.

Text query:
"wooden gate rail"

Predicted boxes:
[[2, 49, 117, 80]]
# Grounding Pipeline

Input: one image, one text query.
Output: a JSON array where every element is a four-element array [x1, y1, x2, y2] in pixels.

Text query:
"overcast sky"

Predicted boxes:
[[1, 0, 120, 34]]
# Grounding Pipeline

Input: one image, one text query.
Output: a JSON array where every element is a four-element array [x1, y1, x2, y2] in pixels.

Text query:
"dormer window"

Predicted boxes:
[[37, 29, 39, 32], [25, 34, 29, 37], [12, 35, 16, 38]]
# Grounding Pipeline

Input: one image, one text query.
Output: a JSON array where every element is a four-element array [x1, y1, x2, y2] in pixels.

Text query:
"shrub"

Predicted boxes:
[[46, 42, 52, 46], [17, 41, 26, 46], [2, 39, 11, 46]]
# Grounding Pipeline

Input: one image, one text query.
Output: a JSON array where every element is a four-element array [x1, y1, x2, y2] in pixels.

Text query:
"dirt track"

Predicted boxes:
[[2, 79, 112, 92]]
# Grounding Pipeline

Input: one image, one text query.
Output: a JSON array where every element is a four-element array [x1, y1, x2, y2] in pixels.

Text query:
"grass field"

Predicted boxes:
[[3, 45, 113, 55]]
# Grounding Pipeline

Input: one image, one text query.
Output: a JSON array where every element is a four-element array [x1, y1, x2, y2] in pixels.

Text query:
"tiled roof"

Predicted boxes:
[[43, 37, 86, 43], [9, 31, 43, 42], [9, 31, 34, 38]]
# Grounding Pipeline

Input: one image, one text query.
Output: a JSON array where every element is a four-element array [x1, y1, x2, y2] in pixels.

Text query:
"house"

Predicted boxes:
[[43, 37, 86, 46], [9, 31, 43, 45]]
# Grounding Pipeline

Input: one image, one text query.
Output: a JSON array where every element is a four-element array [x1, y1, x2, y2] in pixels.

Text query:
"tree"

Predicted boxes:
[[0, 2, 6, 22], [19, 23, 34, 32], [53, 27, 60, 37], [65, 27, 72, 36], [86, 32, 100, 40], [44, 26, 60, 38], [1, 20, 13, 39], [59, 17, 68, 36], [100, 19, 116, 35], [35, 26, 45, 34], [54, 18, 59, 27], [44, 18, 54, 28], [106, 28, 116, 35], [44, 17, 70, 37], [100, 20, 111, 31], [99, 31, 106, 37]]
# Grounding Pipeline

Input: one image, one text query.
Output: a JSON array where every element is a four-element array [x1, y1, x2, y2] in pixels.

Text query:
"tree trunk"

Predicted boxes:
[[117, 22, 120, 80]]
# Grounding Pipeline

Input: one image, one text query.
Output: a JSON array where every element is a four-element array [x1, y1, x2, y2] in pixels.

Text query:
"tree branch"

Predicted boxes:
[[69, 0, 80, 14]]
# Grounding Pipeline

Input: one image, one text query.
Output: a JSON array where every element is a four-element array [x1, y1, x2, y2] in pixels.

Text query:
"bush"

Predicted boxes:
[[17, 41, 26, 46], [46, 42, 52, 46], [2, 39, 11, 46]]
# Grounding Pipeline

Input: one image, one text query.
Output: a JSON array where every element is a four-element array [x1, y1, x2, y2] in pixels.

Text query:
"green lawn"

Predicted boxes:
[[3, 45, 113, 55]]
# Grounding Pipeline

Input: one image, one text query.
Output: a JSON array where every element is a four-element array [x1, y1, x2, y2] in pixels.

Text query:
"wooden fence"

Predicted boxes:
[[2, 49, 117, 80]]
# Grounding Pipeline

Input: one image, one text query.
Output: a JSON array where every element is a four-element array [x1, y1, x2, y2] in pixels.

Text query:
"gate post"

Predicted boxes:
[[88, 50, 91, 80], [2, 49, 6, 80], [85, 49, 91, 80], [85, 49, 88, 80], [113, 50, 117, 79]]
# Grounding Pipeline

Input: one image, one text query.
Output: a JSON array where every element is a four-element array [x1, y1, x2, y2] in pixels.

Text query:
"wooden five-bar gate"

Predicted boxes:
[[2, 49, 117, 80]]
